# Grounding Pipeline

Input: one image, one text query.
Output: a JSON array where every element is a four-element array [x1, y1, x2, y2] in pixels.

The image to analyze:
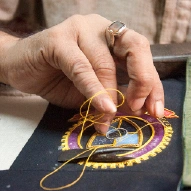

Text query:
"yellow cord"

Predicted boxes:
[[40, 89, 160, 190], [40, 89, 123, 190], [40, 147, 101, 190]]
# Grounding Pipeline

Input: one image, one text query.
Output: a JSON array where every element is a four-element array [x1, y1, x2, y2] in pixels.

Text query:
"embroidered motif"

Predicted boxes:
[[60, 109, 177, 169]]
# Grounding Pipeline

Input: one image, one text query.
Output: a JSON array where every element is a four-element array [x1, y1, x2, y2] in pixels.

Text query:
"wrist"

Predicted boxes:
[[0, 31, 20, 84]]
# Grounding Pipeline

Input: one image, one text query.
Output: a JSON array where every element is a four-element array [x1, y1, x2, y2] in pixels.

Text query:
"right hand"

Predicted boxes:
[[0, 14, 164, 134]]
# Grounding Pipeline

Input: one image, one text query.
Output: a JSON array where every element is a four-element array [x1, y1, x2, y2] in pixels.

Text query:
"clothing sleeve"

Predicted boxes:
[[0, 0, 19, 22]]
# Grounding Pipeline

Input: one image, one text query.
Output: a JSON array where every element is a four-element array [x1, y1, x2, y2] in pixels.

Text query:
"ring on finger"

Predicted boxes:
[[105, 21, 128, 50]]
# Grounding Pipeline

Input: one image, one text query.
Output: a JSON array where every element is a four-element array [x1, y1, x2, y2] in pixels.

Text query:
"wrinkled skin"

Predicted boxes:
[[0, 14, 164, 133]]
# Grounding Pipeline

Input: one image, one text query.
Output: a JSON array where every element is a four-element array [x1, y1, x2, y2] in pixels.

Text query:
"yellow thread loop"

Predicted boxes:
[[40, 89, 124, 190], [40, 89, 161, 190]]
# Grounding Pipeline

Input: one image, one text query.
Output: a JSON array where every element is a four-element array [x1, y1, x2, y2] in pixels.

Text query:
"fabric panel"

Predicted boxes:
[[182, 58, 191, 186], [0, 78, 184, 191], [0, 94, 48, 170]]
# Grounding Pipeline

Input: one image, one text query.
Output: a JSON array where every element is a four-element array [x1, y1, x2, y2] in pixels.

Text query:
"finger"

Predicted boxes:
[[118, 82, 164, 118], [79, 31, 117, 105], [113, 29, 164, 116], [51, 38, 116, 116], [93, 112, 115, 134], [145, 73, 164, 118], [77, 15, 117, 133], [117, 85, 146, 116]]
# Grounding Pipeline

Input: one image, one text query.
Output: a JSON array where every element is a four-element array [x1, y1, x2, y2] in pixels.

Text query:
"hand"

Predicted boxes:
[[0, 14, 164, 134]]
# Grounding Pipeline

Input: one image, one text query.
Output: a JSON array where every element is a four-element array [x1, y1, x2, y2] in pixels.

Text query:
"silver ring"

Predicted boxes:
[[105, 21, 127, 50]]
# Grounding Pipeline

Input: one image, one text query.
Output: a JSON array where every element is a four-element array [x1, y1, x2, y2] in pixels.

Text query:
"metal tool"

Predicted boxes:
[[58, 147, 134, 162]]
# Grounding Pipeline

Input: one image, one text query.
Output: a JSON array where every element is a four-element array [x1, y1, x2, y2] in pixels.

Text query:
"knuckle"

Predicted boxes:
[[70, 59, 92, 79], [93, 53, 116, 75], [75, 75, 101, 95], [115, 30, 150, 59], [85, 13, 102, 20], [128, 30, 150, 48], [69, 14, 84, 22], [83, 80, 100, 94], [136, 73, 154, 86]]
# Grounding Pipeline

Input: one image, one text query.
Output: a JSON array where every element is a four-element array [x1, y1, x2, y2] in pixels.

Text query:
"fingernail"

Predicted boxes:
[[102, 98, 117, 113], [130, 97, 146, 112], [155, 100, 164, 118]]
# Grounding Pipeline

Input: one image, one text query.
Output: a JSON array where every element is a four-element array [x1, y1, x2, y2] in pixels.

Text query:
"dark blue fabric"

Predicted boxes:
[[0, 78, 186, 191]]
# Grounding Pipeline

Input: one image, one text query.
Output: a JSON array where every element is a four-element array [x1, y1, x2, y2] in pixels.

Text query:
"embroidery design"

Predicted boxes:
[[60, 108, 178, 169]]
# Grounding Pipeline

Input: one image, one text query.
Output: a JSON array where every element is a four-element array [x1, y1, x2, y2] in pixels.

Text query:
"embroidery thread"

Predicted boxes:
[[40, 89, 178, 190]]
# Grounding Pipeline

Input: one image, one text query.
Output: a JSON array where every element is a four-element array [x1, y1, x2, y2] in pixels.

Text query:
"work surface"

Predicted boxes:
[[0, 78, 186, 191]]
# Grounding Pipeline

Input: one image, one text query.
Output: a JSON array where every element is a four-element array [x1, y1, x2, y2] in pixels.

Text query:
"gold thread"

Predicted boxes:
[[40, 89, 175, 190]]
